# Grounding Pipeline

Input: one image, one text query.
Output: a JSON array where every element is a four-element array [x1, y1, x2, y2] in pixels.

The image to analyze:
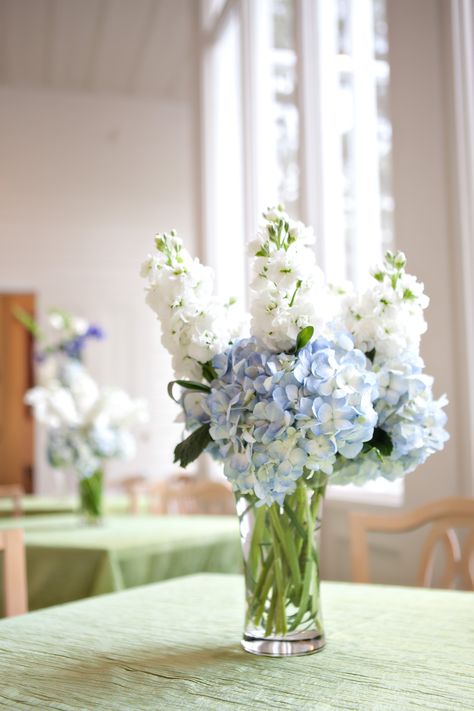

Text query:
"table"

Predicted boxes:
[[0, 575, 472, 710], [0, 494, 132, 517], [0, 516, 241, 613]]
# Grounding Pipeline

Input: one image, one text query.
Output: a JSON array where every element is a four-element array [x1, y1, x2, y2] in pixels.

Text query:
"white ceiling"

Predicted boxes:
[[0, 0, 195, 101]]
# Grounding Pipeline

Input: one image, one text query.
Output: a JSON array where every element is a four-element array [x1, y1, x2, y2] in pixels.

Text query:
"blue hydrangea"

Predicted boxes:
[[331, 353, 449, 485], [180, 335, 379, 505], [178, 335, 449, 503]]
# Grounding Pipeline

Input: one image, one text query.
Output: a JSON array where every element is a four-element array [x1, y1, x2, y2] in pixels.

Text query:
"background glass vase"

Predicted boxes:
[[78, 469, 104, 524], [236, 474, 326, 657]]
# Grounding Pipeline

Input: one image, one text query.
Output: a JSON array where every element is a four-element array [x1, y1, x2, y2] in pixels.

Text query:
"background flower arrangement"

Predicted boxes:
[[141, 205, 449, 653], [20, 309, 149, 520]]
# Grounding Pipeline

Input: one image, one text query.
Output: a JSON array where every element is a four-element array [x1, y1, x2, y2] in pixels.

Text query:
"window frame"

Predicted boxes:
[[197, 0, 402, 506]]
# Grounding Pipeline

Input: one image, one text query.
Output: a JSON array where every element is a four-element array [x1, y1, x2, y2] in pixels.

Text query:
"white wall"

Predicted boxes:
[[0, 86, 196, 492]]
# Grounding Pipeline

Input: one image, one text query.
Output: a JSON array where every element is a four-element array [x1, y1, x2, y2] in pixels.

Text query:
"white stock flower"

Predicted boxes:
[[141, 229, 248, 379], [339, 251, 429, 359], [249, 206, 326, 352]]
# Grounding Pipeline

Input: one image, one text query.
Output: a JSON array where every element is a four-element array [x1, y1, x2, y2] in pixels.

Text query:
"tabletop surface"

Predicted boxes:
[[0, 574, 472, 710]]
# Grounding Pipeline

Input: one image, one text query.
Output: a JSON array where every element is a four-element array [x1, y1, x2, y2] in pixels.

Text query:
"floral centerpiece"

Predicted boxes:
[[141, 206, 448, 656], [21, 309, 148, 523]]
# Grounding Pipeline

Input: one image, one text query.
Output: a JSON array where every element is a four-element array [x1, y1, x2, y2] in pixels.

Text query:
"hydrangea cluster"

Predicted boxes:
[[143, 208, 449, 505], [26, 360, 148, 478], [332, 354, 449, 485], [249, 206, 327, 353], [182, 334, 378, 505], [141, 230, 247, 380]]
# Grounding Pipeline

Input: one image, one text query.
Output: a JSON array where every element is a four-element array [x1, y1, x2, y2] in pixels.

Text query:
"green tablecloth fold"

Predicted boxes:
[[0, 575, 472, 710], [0, 515, 242, 612]]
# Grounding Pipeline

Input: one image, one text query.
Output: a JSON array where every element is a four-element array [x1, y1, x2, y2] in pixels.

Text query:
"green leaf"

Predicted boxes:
[[403, 288, 416, 301], [373, 271, 384, 282], [13, 306, 44, 341], [363, 427, 393, 458], [366, 347, 376, 363], [167, 379, 211, 403], [173, 424, 213, 468], [295, 326, 314, 354], [201, 361, 218, 383]]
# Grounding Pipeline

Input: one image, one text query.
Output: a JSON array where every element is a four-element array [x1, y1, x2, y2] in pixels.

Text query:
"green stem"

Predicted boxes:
[[269, 505, 302, 594], [241, 479, 326, 639], [290, 491, 315, 630], [79, 469, 104, 521], [253, 569, 275, 627], [272, 538, 288, 635], [264, 589, 277, 637]]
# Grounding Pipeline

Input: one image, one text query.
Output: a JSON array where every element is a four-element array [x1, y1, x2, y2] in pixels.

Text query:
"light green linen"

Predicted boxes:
[[0, 515, 241, 613], [0, 575, 472, 710], [0, 494, 134, 516]]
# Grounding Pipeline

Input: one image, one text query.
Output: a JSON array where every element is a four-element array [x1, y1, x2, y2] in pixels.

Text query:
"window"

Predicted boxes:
[[199, 0, 401, 501]]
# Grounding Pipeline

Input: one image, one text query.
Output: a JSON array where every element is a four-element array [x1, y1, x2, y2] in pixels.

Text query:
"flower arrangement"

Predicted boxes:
[[22, 309, 148, 521], [26, 360, 148, 478], [141, 205, 448, 655]]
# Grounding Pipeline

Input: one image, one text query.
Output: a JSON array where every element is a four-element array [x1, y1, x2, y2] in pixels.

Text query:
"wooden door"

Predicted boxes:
[[0, 294, 35, 492]]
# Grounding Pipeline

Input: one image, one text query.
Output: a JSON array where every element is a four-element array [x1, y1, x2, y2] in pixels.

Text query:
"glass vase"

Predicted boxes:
[[78, 469, 104, 525], [236, 475, 326, 657]]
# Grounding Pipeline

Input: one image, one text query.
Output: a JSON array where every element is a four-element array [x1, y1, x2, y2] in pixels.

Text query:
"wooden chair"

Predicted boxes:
[[0, 529, 28, 616], [350, 497, 474, 590], [147, 473, 195, 514], [113, 475, 148, 514], [0, 485, 24, 517], [150, 478, 235, 516]]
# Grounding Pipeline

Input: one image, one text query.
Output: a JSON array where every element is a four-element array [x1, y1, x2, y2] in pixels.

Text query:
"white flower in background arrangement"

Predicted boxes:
[[141, 230, 248, 379], [26, 360, 149, 478], [141, 207, 448, 504]]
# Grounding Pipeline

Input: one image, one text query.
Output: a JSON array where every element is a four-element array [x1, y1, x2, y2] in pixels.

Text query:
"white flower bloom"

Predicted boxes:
[[248, 206, 326, 352], [339, 251, 429, 358], [141, 229, 248, 379], [26, 361, 149, 475]]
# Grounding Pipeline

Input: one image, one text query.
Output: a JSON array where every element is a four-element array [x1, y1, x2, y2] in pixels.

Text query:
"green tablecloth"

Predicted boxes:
[[0, 494, 133, 516], [0, 575, 472, 710], [0, 515, 241, 613]]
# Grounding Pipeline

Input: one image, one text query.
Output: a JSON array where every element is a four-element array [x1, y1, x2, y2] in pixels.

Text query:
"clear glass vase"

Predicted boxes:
[[236, 475, 326, 657], [78, 469, 104, 525]]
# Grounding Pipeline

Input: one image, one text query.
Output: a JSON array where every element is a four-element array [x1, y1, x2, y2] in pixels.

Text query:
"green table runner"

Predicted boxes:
[[0, 516, 241, 613], [0, 575, 472, 710]]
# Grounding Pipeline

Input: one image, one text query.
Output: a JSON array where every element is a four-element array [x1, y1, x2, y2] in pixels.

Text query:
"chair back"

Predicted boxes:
[[113, 475, 147, 513], [350, 497, 474, 589], [0, 528, 28, 616], [150, 478, 235, 516], [0, 485, 24, 517]]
